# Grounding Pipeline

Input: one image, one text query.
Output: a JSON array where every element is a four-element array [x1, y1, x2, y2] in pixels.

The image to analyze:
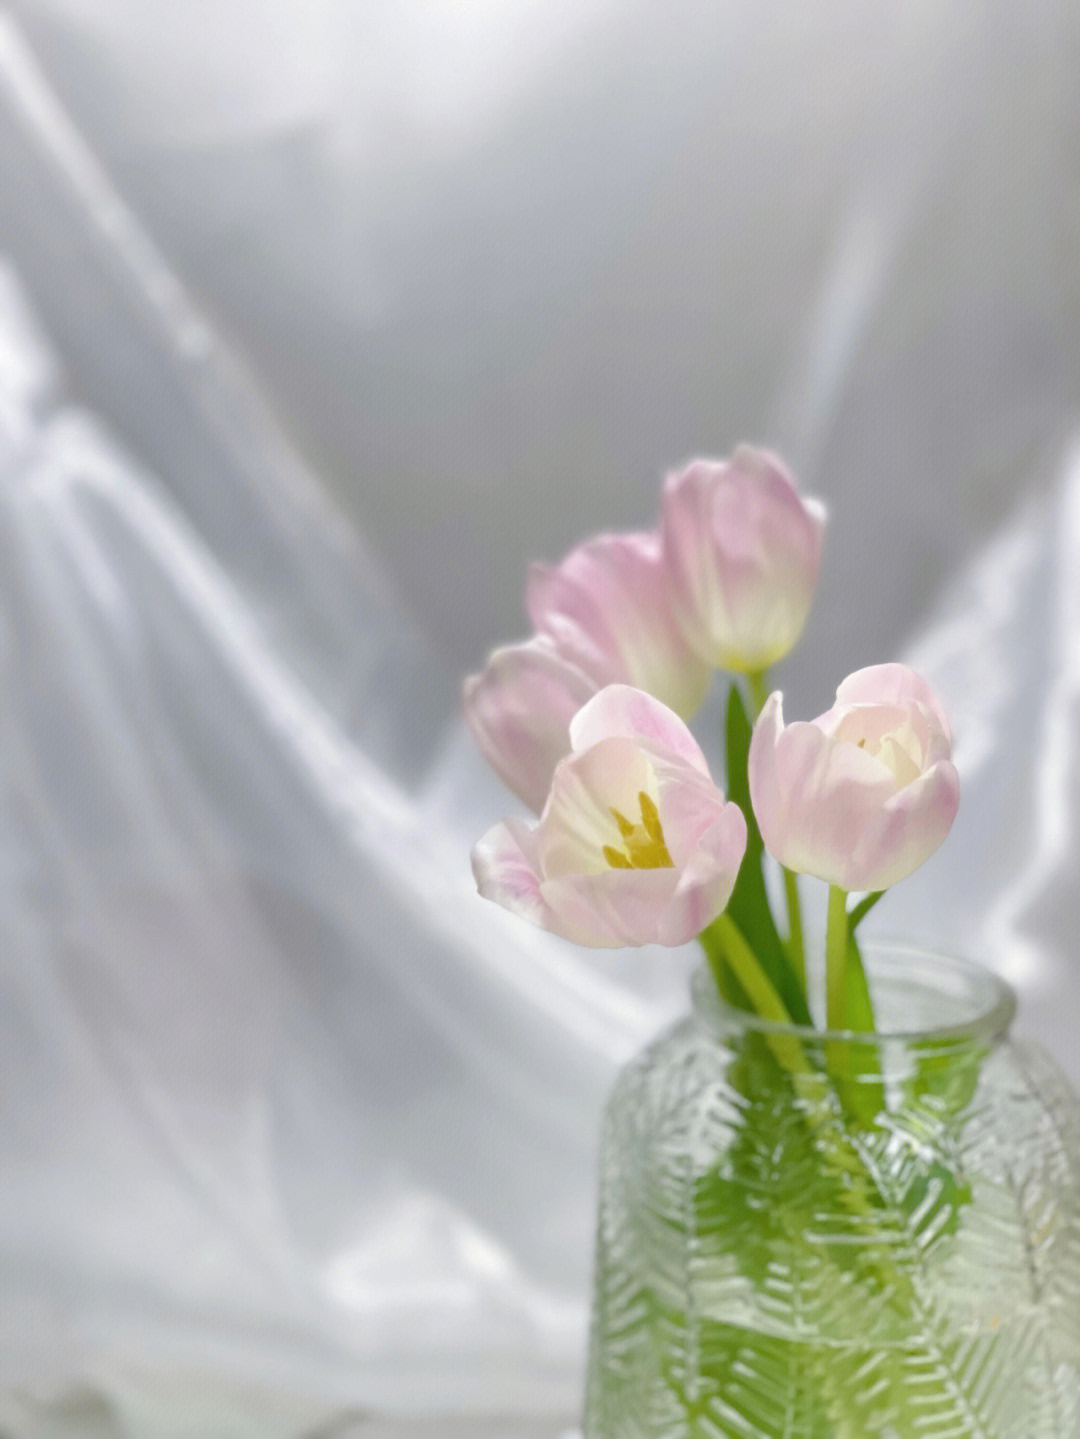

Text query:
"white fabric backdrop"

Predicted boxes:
[[0, 4, 1078, 1435]]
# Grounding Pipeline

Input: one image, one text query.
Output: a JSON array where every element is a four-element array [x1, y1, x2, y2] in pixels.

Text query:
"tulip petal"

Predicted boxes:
[[653, 759, 739, 864], [761, 727, 895, 888], [527, 529, 711, 720], [569, 684, 710, 775], [543, 868, 679, 947], [835, 663, 953, 742], [658, 803, 748, 945], [463, 635, 597, 811], [538, 738, 655, 878], [471, 817, 549, 927], [848, 760, 961, 891]]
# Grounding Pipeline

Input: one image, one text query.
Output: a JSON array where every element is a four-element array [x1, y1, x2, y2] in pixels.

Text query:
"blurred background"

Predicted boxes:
[[0, 2, 1078, 1435]]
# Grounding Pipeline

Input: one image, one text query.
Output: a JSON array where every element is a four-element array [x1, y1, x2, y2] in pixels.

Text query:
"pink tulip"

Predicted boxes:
[[527, 530, 711, 722], [748, 664, 960, 892], [472, 685, 747, 947], [465, 531, 711, 811], [462, 635, 598, 813], [661, 446, 825, 673]]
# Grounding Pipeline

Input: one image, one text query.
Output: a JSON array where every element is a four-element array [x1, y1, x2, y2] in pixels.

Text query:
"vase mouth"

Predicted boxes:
[[691, 940, 1017, 1047]]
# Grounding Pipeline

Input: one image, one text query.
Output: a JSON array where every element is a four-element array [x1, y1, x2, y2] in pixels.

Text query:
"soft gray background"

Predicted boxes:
[[10, 0, 1080, 718], [0, 3, 1078, 1435]]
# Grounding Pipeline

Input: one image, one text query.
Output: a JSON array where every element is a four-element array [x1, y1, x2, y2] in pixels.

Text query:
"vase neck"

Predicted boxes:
[[691, 943, 1016, 1055]]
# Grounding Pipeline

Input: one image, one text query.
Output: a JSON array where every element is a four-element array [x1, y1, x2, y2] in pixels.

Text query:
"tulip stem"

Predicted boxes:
[[782, 867, 806, 992], [825, 884, 850, 1031], [702, 914, 811, 1077], [747, 669, 770, 716], [704, 914, 793, 1024]]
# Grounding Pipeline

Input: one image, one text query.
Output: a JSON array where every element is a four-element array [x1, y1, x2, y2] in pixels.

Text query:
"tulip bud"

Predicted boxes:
[[661, 446, 825, 673]]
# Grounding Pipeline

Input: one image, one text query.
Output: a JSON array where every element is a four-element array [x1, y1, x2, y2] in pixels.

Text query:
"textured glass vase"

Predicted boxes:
[[584, 945, 1080, 1438]]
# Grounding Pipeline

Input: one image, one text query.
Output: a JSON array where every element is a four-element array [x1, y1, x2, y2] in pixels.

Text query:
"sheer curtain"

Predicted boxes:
[[0, 4, 1077, 1435]]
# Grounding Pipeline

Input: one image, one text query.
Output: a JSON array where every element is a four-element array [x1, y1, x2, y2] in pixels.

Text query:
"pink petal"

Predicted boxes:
[[569, 685, 710, 775], [653, 760, 738, 863], [527, 530, 710, 719], [463, 635, 597, 811], [845, 760, 961, 891], [540, 868, 678, 947], [765, 739, 890, 887], [834, 664, 952, 742], [657, 803, 748, 945], [781, 758, 894, 888], [537, 737, 654, 878], [471, 817, 550, 928], [751, 693, 892, 885], [747, 691, 792, 850]]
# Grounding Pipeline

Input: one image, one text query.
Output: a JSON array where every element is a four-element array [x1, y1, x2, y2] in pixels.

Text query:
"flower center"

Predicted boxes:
[[837, 710, 923, 787], [602, 792, 674, 870]]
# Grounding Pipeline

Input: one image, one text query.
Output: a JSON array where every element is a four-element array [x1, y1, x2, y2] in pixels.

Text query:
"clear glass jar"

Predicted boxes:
[[583, 945, 1080, 1438]]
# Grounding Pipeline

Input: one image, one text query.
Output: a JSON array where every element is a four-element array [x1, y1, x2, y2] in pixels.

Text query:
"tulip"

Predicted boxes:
[[748, 664, 960, 893], [661, 446, 825, 673], [462, 635, 597, 813], [472, 685, 747, 947], [527, 530, 711, 722], [465, 531, 711, 811]]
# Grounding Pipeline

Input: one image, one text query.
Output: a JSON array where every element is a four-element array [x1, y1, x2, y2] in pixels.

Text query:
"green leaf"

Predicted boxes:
[[698, 921, 752, 1010], [844, 931, 876, 1033], [849, 889, 885, 931], [722, 685, 812, 1025]]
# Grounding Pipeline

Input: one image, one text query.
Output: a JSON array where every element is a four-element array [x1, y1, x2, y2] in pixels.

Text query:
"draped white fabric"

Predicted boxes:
[[0, 4, 1077, 1435]]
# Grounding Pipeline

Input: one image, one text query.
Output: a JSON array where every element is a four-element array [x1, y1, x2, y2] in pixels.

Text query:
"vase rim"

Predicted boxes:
[[691, 939, 1017, 1046]]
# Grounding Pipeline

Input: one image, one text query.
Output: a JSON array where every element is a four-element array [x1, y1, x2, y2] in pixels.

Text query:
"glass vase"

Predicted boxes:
[[583, 944, 1080, 1438]]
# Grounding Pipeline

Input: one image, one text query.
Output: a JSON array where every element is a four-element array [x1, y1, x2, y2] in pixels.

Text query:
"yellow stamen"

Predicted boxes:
[[604, 792, 674, 870], [612, 808, 637, 839]]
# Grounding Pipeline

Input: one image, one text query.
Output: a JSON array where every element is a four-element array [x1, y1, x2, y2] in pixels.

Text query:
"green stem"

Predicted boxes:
[[721, 682, 812, 1024], [782, 867, 805, 992], [746, 668, 770, 716], [704, 914, 794, 1026], [706, 918, 901, 1247], [705, 902, 944, 1349], [701, 914, 810, 1078], [704, 910, 922, 1314], [825, 884, 850, 1031]]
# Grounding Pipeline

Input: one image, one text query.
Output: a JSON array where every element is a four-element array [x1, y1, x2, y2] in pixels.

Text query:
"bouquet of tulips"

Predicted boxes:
[[462, 454, 1080, 1439], [464, 446, 959, 1037]]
